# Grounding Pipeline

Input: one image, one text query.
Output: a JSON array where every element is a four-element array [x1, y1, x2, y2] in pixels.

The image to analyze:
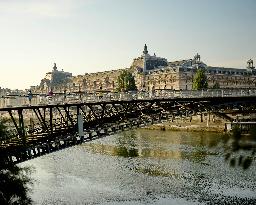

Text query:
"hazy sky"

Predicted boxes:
[[0, 0, 255, 89]]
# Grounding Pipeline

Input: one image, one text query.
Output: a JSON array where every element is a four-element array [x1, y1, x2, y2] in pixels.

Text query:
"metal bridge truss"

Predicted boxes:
[[0, 96, 256, 164]]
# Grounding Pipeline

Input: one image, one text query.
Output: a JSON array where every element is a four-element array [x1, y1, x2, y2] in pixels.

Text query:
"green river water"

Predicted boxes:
[[21, 129, 256, 205]]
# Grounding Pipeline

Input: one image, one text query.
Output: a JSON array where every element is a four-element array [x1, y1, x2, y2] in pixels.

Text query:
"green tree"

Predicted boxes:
[[212, 82, 220, 89], [0, 119, 33, 205], [116, 70, 137, 92], [0, 163, 33, 205], [192, 68, 208, 90], [0, 119, 7, 140], [249, 126, 256, 138]]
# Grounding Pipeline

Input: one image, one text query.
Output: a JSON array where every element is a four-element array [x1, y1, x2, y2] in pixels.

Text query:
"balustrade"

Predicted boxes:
[[1, 89, 256, 108]]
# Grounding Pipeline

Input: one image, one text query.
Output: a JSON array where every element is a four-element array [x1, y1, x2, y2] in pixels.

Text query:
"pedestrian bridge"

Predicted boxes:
[[0, 90, 256, 164], [1, 89, 255, 107]]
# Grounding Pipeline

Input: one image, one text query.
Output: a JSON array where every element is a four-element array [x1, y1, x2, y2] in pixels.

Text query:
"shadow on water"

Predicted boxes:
[[0, 119, 34, 205]]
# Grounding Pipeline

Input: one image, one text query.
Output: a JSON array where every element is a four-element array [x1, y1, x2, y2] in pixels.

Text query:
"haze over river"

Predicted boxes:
[[21, 129, 256, 205]]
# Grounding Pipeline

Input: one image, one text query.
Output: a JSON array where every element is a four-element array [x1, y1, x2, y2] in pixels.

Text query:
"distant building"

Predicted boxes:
[[33, 63, 72, 93], [31, 45, 256, 93], [132, 45, 256, 91], [69, 69, 125, 93], [0, 87, 26, 96], [0, 87, 11, 96], [132, 44, 168, 73]]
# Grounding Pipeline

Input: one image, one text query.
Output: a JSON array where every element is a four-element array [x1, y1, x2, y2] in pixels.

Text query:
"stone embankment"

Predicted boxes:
[[146, 114, 227, 132]]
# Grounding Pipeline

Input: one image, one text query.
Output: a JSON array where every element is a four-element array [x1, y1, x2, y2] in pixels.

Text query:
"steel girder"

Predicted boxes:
[[0, 96, 255, 152]]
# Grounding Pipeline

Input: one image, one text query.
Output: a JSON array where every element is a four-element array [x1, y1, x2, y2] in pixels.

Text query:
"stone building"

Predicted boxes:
[[132, 45, 256, 91], [31, 45, 256, 94], [31, 63, 72, 93], [68, 69, 126, 93], [132, 44, 168, 73]]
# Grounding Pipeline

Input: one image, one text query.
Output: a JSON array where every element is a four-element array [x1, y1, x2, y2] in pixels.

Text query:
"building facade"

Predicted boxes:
[[69, 69, 125, 93], [31, 63, 72, 93], [132, 45, 256, 91], [31, 45, 256, 93]]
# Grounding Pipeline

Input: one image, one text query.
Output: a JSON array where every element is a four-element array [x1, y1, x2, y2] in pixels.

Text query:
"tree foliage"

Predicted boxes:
[[249, 126, 256, 138], [116, 70, 137, 92], [212, 82, 220, 89], [0, 164, 33, 205], [0, 119, 7, 140], [192, 68, 208, 90], [0, 119, 34, 205]]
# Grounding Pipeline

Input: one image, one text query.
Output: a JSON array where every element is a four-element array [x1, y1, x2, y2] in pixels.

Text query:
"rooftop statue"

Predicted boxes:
[[247, 59, 254, 69], [194, 53, 201, 62], [143, 44, 148, 55], [53, 63, 57, 71]]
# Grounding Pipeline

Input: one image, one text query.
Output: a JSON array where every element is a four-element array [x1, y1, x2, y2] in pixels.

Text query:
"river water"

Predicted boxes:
[[21, 129, 256, 205]]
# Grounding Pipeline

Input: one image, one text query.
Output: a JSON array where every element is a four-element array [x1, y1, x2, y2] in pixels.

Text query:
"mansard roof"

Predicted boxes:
[[207, 66, 256, 75], [168, 59, 207, 68]]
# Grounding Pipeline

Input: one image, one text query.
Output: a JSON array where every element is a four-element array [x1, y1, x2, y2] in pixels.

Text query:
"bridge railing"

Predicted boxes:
[[1, 89, 256, 108]]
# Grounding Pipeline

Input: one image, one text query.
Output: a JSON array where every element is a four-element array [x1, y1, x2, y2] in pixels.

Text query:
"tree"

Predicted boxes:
[[0, 119, 33, 205], [212, 82, 220, 89], [0, 163, 33, 205], [116, 70, 137, 92], [192, 68, 208, 90], [0, 119, 7, 140]]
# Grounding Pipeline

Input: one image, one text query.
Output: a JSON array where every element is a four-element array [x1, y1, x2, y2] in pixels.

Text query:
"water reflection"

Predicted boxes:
[[220, 126, 256, 170], [84, 130, 218, 164]]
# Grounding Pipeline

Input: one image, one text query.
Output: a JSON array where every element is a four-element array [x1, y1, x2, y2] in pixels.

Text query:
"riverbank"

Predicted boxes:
[[145, 114, 227, 132]]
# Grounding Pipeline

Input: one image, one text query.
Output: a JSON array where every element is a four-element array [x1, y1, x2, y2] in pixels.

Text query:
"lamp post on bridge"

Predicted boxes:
[[63, 89, 67, 102], [77, 106, 84, 138]]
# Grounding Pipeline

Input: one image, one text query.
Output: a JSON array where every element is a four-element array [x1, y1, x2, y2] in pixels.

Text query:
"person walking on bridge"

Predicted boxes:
[[28, 90, 33, 105]]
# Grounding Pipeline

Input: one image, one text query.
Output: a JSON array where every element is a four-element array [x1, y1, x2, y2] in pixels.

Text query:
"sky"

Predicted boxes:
[[0, 0, 255, 90]]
